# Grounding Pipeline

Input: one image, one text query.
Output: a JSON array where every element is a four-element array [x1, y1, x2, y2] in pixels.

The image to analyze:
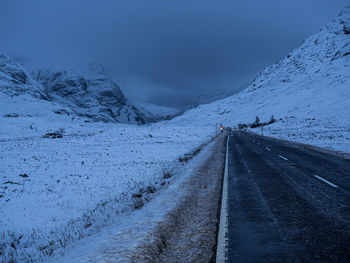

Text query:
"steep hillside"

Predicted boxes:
[[172, 6, 350, 152], [0, 54, 47, 99], [34, 64, 148, 124], [0, 55, 148, 124], [136, 102, 180, 120]]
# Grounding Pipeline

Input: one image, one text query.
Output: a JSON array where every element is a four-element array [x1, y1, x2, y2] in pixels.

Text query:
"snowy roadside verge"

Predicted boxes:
[[130, 136, 226, 262], [44, 135, 226, 263]]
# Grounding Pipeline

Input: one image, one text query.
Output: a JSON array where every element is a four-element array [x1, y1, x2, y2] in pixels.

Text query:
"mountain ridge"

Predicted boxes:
[[0, 55, 149, 124], [171, 5, 350, 152]]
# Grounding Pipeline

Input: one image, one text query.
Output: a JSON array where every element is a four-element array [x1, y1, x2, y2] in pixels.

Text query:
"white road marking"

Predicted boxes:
[[313, 175, 339, 188], [265, 147, 271, 151], [216, 136, 229, 263], [257, 143, 261, 146], [278, 155, 288, 161]]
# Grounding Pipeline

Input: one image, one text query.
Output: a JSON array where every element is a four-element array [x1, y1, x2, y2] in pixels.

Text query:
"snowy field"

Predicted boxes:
[[43, 138, 223, 263], [0, 93, 216, 262]]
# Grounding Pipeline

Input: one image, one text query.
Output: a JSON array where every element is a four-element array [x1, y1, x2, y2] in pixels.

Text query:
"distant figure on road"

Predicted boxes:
[[220, 124, 224, 132]]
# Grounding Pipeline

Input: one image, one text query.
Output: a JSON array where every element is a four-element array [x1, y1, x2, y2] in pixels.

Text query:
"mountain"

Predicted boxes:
[[172, 5, 350, 152], [0, 55, 148, 124], [33, 64, 148, 124], [186, 90, 237, 110], [136, 102, 180, 120], [0, 54, 47, 98]]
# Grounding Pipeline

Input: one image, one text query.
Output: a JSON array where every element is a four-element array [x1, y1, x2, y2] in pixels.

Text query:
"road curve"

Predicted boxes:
[[225, 131, 350, 263]]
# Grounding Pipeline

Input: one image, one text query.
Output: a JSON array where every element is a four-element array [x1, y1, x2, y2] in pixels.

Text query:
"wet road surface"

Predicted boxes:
[[226, 131, 350, 263]]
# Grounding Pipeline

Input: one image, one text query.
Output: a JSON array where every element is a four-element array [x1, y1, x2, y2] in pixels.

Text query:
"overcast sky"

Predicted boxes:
[[0, 1, 348, 108]]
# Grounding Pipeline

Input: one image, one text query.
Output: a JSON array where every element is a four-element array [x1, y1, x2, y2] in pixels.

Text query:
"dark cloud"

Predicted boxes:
[[0, 0, 348, 107]]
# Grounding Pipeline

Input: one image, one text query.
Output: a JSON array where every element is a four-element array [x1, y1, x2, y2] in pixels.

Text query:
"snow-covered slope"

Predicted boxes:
[[0, 54, 46, 99], [0, 55, 148, 124], [136, 102, 179, 120], [172, 6, 350, 152], [34, 65, 147, 124], [186, 90, 237, 110]]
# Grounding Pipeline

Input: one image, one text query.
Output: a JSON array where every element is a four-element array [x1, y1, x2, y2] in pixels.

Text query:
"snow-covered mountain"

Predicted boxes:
[[0, 54, 46, 98], [173, 5, 350, 152], [0, 55, 148, 124], [34, 64, 148, 124], [136, 102, 180, 120]]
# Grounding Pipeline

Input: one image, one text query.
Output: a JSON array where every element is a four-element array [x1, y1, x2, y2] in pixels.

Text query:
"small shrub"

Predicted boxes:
[[145, 185, 156, 194], [255, 116, 260, 125], [163, 171, 172, 179], [268, 115, 276, 124], [4, 113, 19, 118], [133, 198, 144, 209], [132, 193, 142, 198], [43, 128, 65, 139], [238, 123, 248, 129]]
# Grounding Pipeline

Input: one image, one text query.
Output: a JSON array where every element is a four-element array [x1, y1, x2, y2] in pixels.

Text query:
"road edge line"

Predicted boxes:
[[216, 134, 229, 263]]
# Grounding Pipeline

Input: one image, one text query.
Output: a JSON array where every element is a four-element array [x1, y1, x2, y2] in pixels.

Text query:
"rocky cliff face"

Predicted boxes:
[[0, 55, 147, 124], [34, 64, 147, 124], [0, 54, 46, 98]]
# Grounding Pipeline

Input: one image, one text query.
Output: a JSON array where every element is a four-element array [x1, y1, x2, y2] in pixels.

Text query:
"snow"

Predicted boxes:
[[33, 64, 148, 124], [1, 5, 350, 263], [43, 139, 221, 263], [0, 92, 215, 262], [135, 102, 179, 118], [0, 53, 149, 124]]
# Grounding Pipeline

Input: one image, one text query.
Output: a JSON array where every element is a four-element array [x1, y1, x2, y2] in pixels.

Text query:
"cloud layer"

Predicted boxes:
[[0, 0, 348, 107]]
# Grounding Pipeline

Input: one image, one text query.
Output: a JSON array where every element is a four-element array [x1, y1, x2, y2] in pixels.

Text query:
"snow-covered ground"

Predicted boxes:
[[1, 5, 350, 263], [43, 138, 224, 263], [0, 92, 216, 262]]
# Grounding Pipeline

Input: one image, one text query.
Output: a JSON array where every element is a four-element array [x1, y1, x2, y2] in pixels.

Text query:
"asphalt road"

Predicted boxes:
[[226, 131, 350, 263]]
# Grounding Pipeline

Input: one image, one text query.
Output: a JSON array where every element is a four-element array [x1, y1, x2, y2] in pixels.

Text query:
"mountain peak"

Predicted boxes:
[[0, 55, 148, 124]]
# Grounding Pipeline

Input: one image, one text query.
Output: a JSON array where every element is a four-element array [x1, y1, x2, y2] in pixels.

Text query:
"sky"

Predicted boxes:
[[0, 0, 348, 108]]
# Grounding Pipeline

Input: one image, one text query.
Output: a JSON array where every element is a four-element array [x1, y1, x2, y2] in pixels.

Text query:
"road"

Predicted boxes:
[[224, 131, 350, 262]]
